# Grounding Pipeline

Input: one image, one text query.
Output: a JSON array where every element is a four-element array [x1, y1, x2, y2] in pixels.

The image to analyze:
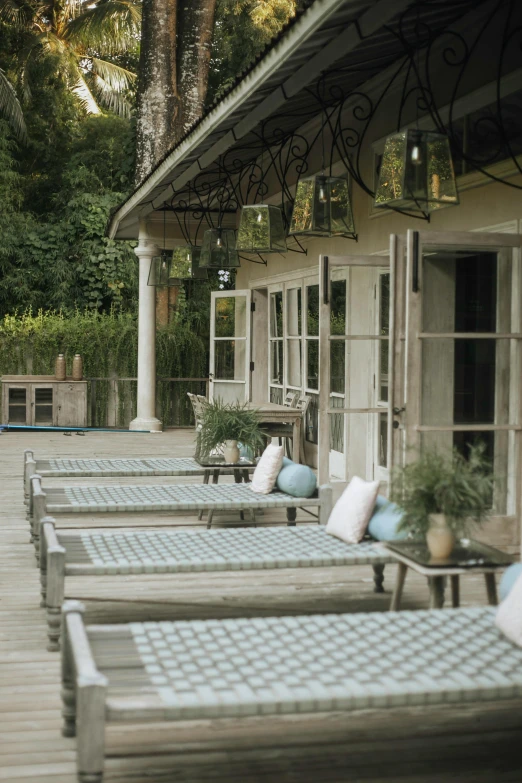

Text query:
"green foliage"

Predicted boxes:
[[0, 308, 207, 424], [197, 399, 264, 454], [390, 445, 495, 537]]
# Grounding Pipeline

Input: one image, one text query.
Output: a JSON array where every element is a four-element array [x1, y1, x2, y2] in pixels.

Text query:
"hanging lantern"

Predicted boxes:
[[147, 247, 208, 286], [236, 204, 287, 253], [199, 228, 240, 269], [168, 246, 208, 284], [373, 129, 459, 214], [147, 249, 173, 286], [288, 175, 356, 239]]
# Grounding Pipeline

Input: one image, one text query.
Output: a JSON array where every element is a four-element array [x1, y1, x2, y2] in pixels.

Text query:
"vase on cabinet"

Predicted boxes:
[[55, 354, 66, 381], [72, 354, 83, 381]]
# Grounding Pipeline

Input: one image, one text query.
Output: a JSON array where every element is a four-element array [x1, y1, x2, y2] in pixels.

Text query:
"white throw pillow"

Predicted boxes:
[[326, 476, 380, 544], [495, 571, 522, 647], [250, 443, 284, 494]]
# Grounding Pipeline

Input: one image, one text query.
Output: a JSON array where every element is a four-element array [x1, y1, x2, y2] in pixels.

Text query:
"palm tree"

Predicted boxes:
[[0, 0, 140, 125], [0, 67, 27, 141]]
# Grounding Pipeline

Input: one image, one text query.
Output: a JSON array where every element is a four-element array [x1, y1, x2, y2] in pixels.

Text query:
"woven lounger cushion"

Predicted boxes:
[[45, 482, 320, 513], [97, 607, 522, 721], [33, 456, 252, 477], [65, 527, 392, 574]]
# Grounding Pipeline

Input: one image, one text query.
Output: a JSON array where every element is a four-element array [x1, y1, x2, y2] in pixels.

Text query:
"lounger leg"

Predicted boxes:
[[450, 575, 460, 608], [286, 507, 297, 526], [484, 573, 498, 605], [429, 576, 445, 609], [61, 607, 78, 738], [207, 510, 214, 529], [389, 562, 407, 610], [372, 564, 385, 593], [198, 470, 210, 521], [234, 470, 245, 521], [77, 675, 106, 783]]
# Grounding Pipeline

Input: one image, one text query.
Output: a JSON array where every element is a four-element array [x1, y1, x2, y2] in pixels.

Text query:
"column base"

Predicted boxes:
[[129, 417, 163, 433]]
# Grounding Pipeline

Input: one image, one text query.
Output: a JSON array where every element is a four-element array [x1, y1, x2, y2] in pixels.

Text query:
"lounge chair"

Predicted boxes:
[[23, 449, 254, 502], [40, 517, 391, 650], [61, 600, 522, 783], [28, 476, 333, 557]]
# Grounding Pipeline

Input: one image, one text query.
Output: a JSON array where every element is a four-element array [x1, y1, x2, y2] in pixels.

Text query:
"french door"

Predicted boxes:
[[209, 289, 251, 403], [400, 229, 522, 532], [318, 253, 394, 484]]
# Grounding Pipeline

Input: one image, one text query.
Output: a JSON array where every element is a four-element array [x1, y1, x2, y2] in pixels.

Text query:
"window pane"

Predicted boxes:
[[215, 296, 247, 338], [35, 388, 53, 405], [307, 284, 319, 336], [307, 340, 319, 390], [330, 279, 346, 334], [305, 392, 318, 444], [270, 291, 283, 337], [270, 340, 283, 384], [286, 288, 301, 336], [270, 386, 283, 405], [378, 413, 388, 468], [330, 341, 345, 394], [215, 340, 245, 380], [287, 339, 301, 387], [9, 388, 26, 405], [379, 274, 390, 402]]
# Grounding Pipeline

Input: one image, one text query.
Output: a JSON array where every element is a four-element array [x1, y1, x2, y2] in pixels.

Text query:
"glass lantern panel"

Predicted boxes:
[[148, 253, 172, 286], [267, 206, 287, 252], [169, 247, 192, 281], [289, 178, 314, 234], [329, 177, 355, 236], [312, 176, 330, 234], [190, 247, 208, 279], [374, 131, 407, 207], [426, 133, 459, 207], [236, 206, 270, 252]]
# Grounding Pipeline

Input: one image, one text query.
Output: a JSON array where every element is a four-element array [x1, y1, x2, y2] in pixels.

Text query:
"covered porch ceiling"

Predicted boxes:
[[107, 0, 511, 241]]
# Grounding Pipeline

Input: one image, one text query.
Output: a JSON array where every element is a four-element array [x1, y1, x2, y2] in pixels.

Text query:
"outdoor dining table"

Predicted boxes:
[[246, 401, 304, 463]]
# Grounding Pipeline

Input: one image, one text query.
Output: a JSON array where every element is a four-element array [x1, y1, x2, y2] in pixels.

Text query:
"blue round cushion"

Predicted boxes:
[[367, 495, 408, 542], [276, 462, 317, 498], [499, 563, 522, 602]]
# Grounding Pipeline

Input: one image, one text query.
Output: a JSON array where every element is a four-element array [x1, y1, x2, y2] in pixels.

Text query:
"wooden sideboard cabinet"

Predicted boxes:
[[1, 375, 88, 427]]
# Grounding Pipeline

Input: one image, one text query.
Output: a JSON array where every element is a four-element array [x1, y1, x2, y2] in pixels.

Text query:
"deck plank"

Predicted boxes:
[[0, 428, 520, 781]]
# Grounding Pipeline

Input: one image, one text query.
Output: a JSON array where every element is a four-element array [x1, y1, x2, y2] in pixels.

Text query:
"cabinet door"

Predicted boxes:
[[32, 385, 55, 426], [56, 383, 87, 427], [7, 385, 29, 424]]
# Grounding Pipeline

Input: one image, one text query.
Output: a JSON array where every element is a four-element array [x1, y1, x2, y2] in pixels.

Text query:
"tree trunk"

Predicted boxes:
[[135, 0, 217, 185]]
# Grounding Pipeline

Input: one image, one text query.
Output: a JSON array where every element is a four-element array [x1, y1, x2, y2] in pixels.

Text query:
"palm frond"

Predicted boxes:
[[63, 0, 141, 54], [0, 68, 27, 143], [90, 71, 132, 117], [72, 73, 101, 115], [91, 57, 135, 92], [0, 0, 29, 26]]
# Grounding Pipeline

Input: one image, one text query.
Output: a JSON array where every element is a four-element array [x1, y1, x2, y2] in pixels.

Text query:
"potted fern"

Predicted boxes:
[[197, 399, 265, 464], [390, 445, 494, 558]]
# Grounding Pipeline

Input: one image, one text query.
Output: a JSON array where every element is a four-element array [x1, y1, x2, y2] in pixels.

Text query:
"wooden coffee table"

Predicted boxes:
[[382, 540, 513, 611]]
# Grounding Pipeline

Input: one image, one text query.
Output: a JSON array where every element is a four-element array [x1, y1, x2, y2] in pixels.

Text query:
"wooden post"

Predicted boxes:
[[43, 518, 66, 651], [31, 476, 45, 556], [61, 601, 84, 738], [318, 484, 333, 526], [23, 449, 35, 501]]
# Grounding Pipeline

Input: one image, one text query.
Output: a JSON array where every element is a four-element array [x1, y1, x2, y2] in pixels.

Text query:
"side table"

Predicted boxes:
[[382, 540, 513, 611]]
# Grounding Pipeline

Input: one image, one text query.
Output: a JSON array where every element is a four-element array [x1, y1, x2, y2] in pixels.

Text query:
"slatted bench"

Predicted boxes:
[[23, 449, 254, 500], [62, 601, 522, 783], [40, 518, 391, 650], [29, 476, 333, 557]]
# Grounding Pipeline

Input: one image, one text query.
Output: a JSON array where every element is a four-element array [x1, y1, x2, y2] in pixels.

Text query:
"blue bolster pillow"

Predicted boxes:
[[367, 495, 407, 542], [276, 461, 317, 498], [499, 563, 522, 602]]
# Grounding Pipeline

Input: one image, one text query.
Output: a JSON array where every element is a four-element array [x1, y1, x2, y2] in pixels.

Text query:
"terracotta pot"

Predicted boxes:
[[55, 354, 66, 381], [72, 354, 83, 381], [223, 439, 240, 464], [426, 513, 455, 559]]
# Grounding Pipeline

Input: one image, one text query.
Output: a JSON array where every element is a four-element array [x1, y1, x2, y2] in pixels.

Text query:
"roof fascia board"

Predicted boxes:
[[149, 0, 413, 214], [108, 0, 356, 238]]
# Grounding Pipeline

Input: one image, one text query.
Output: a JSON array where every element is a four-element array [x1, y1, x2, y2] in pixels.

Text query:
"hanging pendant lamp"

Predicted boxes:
[[288, 174, 356, 239], [147, 249, 173, 287], [199, 228, 240, 269], [373, 129, 459, 214], [236, 204, 287, 253]]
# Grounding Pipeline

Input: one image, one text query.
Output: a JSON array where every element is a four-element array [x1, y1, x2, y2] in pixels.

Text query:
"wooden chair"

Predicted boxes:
[[187, 392, 206, 430], [264, 394, 311, 463]]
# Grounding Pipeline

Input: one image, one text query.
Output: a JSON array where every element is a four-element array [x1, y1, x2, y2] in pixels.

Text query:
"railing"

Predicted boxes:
[[86, 377, 209, 429]]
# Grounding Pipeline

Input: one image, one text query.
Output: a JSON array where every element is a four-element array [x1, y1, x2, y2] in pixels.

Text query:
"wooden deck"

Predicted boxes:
[[1, 429, 521, 782]]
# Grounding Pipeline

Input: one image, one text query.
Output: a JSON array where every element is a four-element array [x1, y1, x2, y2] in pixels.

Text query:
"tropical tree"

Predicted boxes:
[[134, 0, 298, 183], [0, 67, 27, 140], [0, 0, 140, 119]]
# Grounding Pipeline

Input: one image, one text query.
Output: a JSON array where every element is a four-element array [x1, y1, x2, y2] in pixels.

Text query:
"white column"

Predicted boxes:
[[129, 221, 162, 432]]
